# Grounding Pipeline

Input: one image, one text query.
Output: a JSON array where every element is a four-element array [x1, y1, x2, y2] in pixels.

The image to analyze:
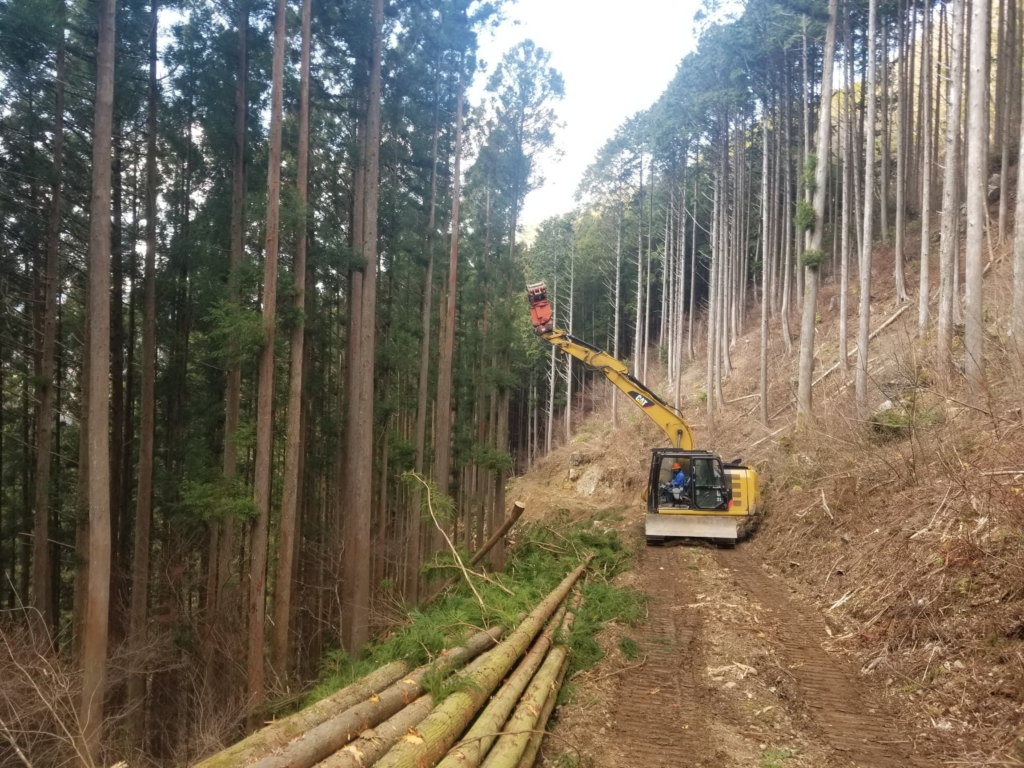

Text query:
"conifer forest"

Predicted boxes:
[[2, 0, 1024, 761]]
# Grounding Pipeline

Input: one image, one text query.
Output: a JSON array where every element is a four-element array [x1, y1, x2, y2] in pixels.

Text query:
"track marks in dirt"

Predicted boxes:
[[603, 545, 709, 767], [715, 548, 927, 768]]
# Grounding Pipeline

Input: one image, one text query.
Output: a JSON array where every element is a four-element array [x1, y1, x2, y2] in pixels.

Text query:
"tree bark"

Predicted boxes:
[[374, 561, 589, 768], [858, 0, 880, 407], [797, 0, 838, 426], [918, 2, 933, 337], [435, 605, 569, 768], [1013, 92, 1024, 379], [407, 60, 442, 603], [759, 109, 771, 425], [218, 0, 248, 620], [840, 0, 854, 368], [937, 0, 966, 374], [79, 0, 117, 755], [271, 0, 311, 684], [963, 0, 988, 392], [249, 0, 287, 725], [546, 274, 557, 454], [564, 227, 574, 441], [433, 69, 465, 521], [31, 0, 65, 647], [706, 168, 719, 433], [611, 204, 622, 427], [127, 0, 159, 737], [343, 0, 384, 653]]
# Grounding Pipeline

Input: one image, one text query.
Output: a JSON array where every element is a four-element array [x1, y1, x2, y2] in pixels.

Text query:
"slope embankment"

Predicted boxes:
[[511, 248, 1023, 765]]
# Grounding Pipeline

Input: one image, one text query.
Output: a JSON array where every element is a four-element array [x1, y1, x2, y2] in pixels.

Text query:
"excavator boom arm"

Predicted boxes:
[[539, 327, 694, 450]]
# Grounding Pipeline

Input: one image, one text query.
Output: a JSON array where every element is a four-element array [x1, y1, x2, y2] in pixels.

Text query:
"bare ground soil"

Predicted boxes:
[[543, 521, 945, 768]]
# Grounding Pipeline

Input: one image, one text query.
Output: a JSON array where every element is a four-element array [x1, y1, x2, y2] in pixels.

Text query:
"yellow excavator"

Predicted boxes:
[[527, 282, 761, 543]]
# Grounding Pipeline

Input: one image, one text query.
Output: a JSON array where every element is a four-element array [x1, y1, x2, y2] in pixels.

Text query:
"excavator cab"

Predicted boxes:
[[527, 283, 554, 334], [644, 448, 758, 542]]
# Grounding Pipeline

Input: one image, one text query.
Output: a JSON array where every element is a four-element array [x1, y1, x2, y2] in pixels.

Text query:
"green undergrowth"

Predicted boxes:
[[306, 512, 647, 709]]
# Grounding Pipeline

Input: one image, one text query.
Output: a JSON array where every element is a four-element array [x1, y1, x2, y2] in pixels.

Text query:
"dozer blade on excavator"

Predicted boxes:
[[644, 513, 740, 541]]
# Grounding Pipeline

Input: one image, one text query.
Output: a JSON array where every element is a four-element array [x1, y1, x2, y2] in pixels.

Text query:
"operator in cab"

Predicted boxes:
[[670, 461, 688, 489]]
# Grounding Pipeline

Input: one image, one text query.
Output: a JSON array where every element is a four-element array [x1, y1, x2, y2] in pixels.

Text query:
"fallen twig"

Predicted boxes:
[[406, 472, 486, 610], [583, 655, 649, 683], [429, 564, 516, 595], [820, 490, 834, 520], [751, 425, 789, 448]]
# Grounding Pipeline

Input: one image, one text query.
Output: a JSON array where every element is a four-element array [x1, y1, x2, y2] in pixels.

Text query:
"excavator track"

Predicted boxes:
[[604, 545, 709, 766], [714, 548, 929, 768]]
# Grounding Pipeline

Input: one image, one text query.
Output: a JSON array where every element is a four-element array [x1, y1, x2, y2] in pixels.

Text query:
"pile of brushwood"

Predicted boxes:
[[197, 520, 646, 768]]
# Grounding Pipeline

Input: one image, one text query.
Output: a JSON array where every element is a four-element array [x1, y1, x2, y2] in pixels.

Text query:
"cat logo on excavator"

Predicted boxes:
[[629, 391, 654, 408]]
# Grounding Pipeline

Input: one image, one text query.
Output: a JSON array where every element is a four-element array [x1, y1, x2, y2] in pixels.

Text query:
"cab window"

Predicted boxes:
[[656, 456, 691, 508], [692, 458, 727, 510]]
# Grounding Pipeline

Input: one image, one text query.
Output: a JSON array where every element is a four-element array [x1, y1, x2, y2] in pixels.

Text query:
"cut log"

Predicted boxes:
[[249, 628, 504, 768], [197, 626, 503, 768], [374, 558, 591, 768], [479, 640, 571, 768], [513, 648, 568, 768], [471, 502, 525, 567], [436, 607, 572, 768], [314, 695, 435, 768], [425, 503, 526, 606], [194, 663, 409, 768]]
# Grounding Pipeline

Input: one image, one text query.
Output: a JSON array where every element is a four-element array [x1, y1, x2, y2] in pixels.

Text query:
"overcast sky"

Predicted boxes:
[[474, 0, 703, 228]]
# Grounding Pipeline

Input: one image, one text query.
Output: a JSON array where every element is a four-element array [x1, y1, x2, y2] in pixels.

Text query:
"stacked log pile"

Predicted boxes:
[[197, 557, 590, 768]]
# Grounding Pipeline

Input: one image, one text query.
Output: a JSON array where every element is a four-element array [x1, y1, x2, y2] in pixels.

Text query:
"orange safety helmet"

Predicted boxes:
[[672, 462, 681, 470]]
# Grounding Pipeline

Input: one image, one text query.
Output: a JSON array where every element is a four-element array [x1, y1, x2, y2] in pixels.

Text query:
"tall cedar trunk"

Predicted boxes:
[[408, 69, 442, 602], [218, 0, 248, 620], [1013, 94, 1024, 380], [343, 0, 384, 651], [120, 173, 136, 595], [674, 160, 688, 407], [964, 0, 988, 391], [937, 0, 966, 374], [643, 167, 654, 380], [918, 2, 933, 337], [688, 188, 697, 361], [546, 275, 557, 454], [249, 0, 286, 724], [665, 185, 674, 381], [272, 0, 311, 683], [31, 0, 65, 646], [894, 0, 909, 303], [433, 70, 465, 534], [109, 135, 124, 641], [634, 157, 644, 366], [759, 109, 771, 425], [798, 18, 809, 305], [840, 0, 854, 368], [564, 229, 574, 441], [781, 90, 794, 352], [611, 204, 622, 426], [997, 0, 1012, 244], [880, 19, 890, 243], [796, 0, 837, 426], [79, 0, 116, 755], [340, 110, 365, 596], [127, 0, 158, 735], [857, 0, 880, 407], [706, 167, 719, 434]]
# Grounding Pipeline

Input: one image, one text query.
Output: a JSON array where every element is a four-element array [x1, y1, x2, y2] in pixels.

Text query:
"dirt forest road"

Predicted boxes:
[[551, 537, 937, 768]]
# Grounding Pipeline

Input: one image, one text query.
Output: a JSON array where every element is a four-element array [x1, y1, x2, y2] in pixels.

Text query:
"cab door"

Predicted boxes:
[[691, 457, 730, 511]]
